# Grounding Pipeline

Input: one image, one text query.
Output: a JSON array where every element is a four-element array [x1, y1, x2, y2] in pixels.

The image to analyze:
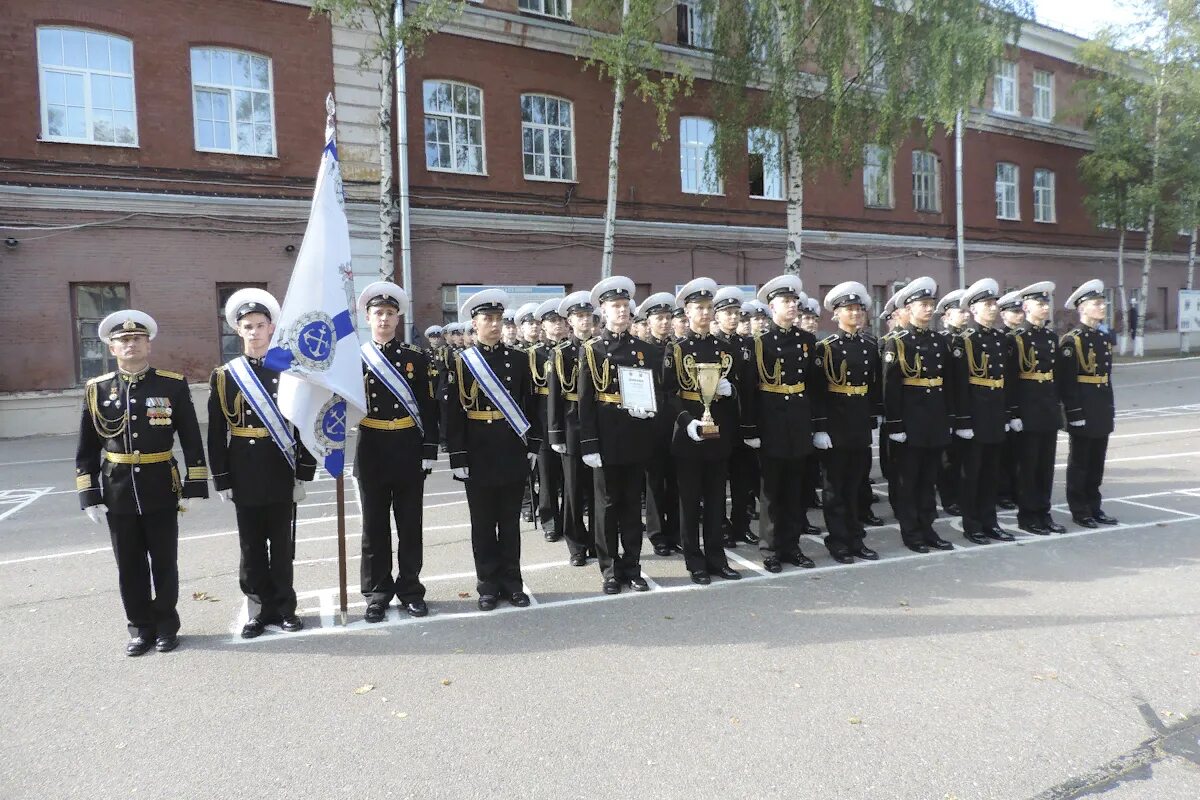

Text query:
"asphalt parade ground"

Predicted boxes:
[[2, 356, 1199, 799]]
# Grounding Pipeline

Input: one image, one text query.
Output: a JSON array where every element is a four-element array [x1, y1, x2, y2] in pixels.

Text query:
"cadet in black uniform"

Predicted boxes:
[[445, 289, 541, 610], [208, 289, 316, 639], [1057, 280, 1119, 529], [878, 290, 910, 523], [671, 305, 688, 341], [665, 278, 747, 584], [712, 286, 759, 548], [1005, 282, 1067, 535], [548, 291, 597, 566], [76, 310, 209, 656], [995, 290, 1026, 511], [355, 282, 440, 622], [881, 278, 956, 554], [529, 297, 565, 541], [424, 325, 444, 359], [578, 277, 662, 593], [817, 282, 881, 564], [745, 275, 825, 573], [934, 289, 967, 516], [798, 295, 825, 510], [950, 278, 1016, 544], [639, 292, 683, 557]]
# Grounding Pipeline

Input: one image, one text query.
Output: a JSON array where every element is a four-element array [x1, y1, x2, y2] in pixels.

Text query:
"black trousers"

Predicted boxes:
[[1066, 433, 1109, 519], [937, 438, 964, 510], [465, 481, 524, 596], [997, 433, 1017, 503], [107, 509, 179, 639], [726, 445, 758, 536], [537, 444, 563, 533], [882, 436, 902, 519], [893, 444, 941, 545], [822, 447, 871, 555], [758, 456, 809, 561], [960, 439, 1002, 534], [560, 453, 594, 558], [645, 451, 679, 547], [594, 463, 646, 580], [235, 501, 296, 622], [359, 477, 426, 605], [675, 457, 730, 573], [803, 452, 822, 506], [1016, 431, 1058, 526]]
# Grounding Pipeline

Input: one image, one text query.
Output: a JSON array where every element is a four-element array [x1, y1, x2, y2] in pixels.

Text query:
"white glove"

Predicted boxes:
[[1009, 418, 1023, 433], [292, 482, 306, 503], [421, 459, 435, 471], [451, 467, 470, 480], [686, 419, 705, 442], [582, 453, 603, 469], [743, 438, 761, 449], [551, 443, 566, 454], [178, 498, 192, 510], [888, 432, 907, 443], [874, 416, 883, 428], [217, 489, 232, 503], [716, 378, 733, 397], [955, 429, 975, 439], [627, 407, 654, 419], [1069, 419, 1085, 427], [526, 452, 538, 468], [84, 505, 105, 525], [813, 432, 832, 450]]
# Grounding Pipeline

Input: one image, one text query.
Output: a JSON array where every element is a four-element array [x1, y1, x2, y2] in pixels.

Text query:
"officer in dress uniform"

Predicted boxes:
[[424, 325, 444, 357], [513, 304, 540, 524], [746, 300, 771, 336], [1006, 282, 1067, 535], [1058, 280, 1119, 529], [934, 289, 968, 516], [639, 291, 683, 557], [76, 310, 209, 656], [355, 282, 440, 622], [208, 289, 316, 639], [744, 275, 825, 573], [548, 291, 597, 566], [877, 288, 909, 522], [529, 297, 565, 542], [577, 277, 662, 594], [444, 290, 541, 610], [995, 290, 1026, 511], [501, 308, 519, 348], [665, 278, 748, 584], [950, 278, 1015, 544], [671, 305, 689, 341], [817, 282, 882, 564], [798, 296, 825, 510], [881, 278, 956, 554], [712, 286, 759, 548]]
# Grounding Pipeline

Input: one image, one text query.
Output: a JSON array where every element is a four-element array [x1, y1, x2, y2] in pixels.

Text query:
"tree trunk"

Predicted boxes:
[[1184, 227, 1197, 354], [378, 48, 396, 280], [780, 2, 804, 277], [1136, 83, 1165, 358], [599, 0, 631, 281], [1117, 226, 1128, 355]]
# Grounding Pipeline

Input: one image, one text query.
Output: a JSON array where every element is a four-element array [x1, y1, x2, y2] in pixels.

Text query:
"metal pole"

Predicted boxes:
[[394, 0, 414, 343], [336, 475, 348, 624], [954, 110, 966, 289]]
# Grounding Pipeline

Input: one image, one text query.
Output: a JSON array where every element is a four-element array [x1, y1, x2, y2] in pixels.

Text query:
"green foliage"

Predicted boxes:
[[311, 0, 467, 68]]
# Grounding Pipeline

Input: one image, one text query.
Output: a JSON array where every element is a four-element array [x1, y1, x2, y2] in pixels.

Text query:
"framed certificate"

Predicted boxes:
[[617, 366, 657, 413]]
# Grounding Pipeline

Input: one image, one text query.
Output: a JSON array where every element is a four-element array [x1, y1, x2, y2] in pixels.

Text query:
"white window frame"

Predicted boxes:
[[863, 145, 894, 209], [189, 47, 277, 157], [993, 60, 1018, 115], [36, 27, 138, 147], [1032, 69, 1054, 122], [996, 162, 1020, 220], [747, 127, 783, 200], [422, 80, 487, 176], [911, 150, 941, 213], [518, 0, 571, 20], [679, 1, 713, 49], [521, 94, 576, 183], [1033, 168, 1056, 223], [679, 116, 722, 196]]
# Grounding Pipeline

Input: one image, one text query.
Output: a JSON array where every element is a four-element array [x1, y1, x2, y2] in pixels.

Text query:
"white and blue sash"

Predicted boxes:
[[360, 341, 425, 436], [227, 357, 297, 470], [461, 346, 531, 443]]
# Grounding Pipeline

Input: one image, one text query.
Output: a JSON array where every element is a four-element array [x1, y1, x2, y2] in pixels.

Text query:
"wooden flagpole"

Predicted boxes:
[[336, 475, 348, 624]]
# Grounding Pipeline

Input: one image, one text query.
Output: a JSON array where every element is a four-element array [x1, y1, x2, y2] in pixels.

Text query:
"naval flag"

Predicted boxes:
[[265, 95, 366, 477]]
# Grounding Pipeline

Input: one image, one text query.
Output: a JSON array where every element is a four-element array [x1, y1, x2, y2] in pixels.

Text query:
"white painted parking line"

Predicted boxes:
[[1109, 498, 1200, 519], [725, 549, 770, 575], [0, 487, 53, 522]]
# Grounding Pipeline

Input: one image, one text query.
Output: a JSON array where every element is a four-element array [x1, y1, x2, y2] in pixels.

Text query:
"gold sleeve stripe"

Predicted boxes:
[[187, 466, 209, 480], [156, 369, 185, 380], [76, 475, 93, 490]]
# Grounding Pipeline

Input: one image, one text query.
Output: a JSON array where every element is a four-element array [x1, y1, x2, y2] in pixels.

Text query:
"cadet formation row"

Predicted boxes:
[[76, 273, 1116, 655]]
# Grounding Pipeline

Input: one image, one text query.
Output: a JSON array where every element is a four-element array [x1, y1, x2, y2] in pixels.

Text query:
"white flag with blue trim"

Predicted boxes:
[[266, 95, 366, 477]]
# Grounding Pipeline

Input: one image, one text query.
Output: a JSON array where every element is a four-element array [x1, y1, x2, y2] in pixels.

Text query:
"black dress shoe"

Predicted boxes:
[[830, 552, 855, 564], [602, 578, 621, 595], [943, 504, 962, 516], [1045, 520, 1066, 534], [240, 619, 266, 639], [808, 497, 823, 510], [904, 542, 930, 554], [508, 591, 531, 607], [985, 527, 1015, 542], [926, 537, 955, 551], [154, 634, 179, 653], [853, 547, 880, 560], [862, 513, 885, 526], [737, 531, 760, 545], [783, 552, 816, 569], [1018, 523, 1050, 535], [1093, 511, 1119, 525], [280, 614, 305, 631], [1073, 516, 1099, 528], [652, 542, 672, 557], [477, 595, 498, 611], [763, 558, 782, 573], [713, 566, 742, 580], [627, 576, 650, 592], [543, 530, 562, 543], [569, 554, 587, 567], [722, 536, 739, 548], [521, 510, 535, 523], [125, 636, 153, 657], [670, 543, 684, 553], [690, 571, 711, 585], [997, 499, 1017, 510], [400, 599, 428, 618], [964, 531, 990, 545], [801, 523, 821, 536], [364, 603, 388, 623]]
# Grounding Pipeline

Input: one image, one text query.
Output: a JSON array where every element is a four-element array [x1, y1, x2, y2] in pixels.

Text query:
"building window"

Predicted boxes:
[[1033, 168, 1056, 223], [190, 48, 276, 156], [72, 283, 130, 382], [993, 60, 1017, 115], [423, 80, 485, 174], [521, 95, 574, 182], [911, 150, 940, 213], [37, 28, 136, 146], [1033, 69, 1054, 122], [748, 128, 783, 200], [217, 283, 268, 363], [677, 1, 712, 48], [679, 116, 721, 195], [518, 0, 570, 19], [863, 145, 893, 209], [996, 162, 1020, 220]]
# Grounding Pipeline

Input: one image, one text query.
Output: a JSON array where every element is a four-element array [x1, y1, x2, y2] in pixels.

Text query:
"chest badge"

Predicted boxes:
[[147, 397, 174, 426]]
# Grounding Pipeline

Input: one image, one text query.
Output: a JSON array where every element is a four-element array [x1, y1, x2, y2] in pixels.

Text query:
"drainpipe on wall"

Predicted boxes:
[[394, 0, 415, 343], [954, 110, 966, 290]]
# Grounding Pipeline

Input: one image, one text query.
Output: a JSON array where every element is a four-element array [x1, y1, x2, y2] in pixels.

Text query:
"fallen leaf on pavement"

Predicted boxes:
[[848, 716, 862, 725], [353, 684, 375, 695], [440, 679, 452, 686], [457, 592, 470, 598], [898, 600, 909, 607], [394, 711, 408, 719], [191, 592, 209, 601]]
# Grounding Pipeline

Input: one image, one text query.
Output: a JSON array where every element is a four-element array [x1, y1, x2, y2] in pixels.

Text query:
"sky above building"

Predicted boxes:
[[1034, 0, 1144, 37]]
